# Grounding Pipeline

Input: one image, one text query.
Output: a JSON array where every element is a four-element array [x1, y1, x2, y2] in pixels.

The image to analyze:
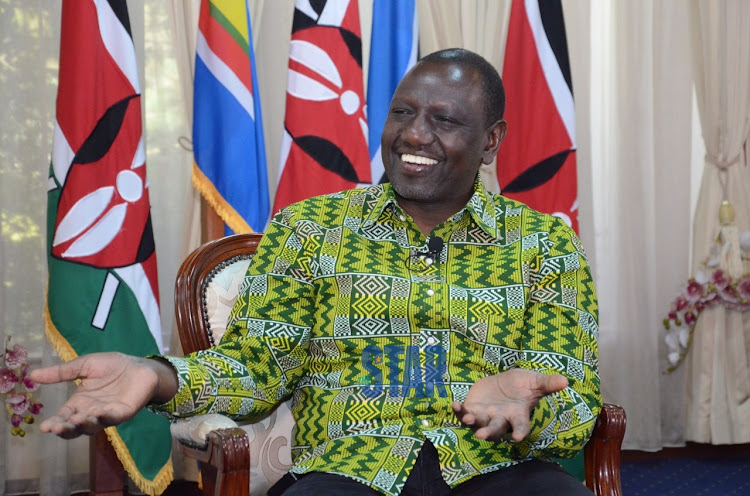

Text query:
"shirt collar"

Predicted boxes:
[[363, 176, 498, 239]]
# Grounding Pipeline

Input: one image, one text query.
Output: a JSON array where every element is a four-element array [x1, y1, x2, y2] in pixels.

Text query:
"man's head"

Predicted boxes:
[[419, 48, 506, 127], [381, 49, 507, 215]]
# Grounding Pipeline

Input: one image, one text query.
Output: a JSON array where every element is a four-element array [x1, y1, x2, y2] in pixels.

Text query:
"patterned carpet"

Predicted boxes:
[[621, 456, 750, 496]]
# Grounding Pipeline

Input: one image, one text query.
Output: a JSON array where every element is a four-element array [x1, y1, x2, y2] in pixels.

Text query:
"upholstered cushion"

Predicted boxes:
[[202, 256, 295, 494], [204, 258, 252, 346], [241, 400, 295, 494]]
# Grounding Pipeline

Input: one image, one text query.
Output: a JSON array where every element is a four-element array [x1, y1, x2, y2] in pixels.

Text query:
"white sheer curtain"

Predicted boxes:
[[589, 0, 697, 450], [684, 0, 750, 445], [0, 2, 89, 494]]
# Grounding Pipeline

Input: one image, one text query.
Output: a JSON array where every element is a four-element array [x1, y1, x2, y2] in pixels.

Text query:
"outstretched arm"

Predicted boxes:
[[29, 352, 178, 439]]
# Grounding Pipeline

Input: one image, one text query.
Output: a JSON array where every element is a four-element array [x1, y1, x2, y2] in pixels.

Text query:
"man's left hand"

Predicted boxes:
[[451, 369, 568, 442]]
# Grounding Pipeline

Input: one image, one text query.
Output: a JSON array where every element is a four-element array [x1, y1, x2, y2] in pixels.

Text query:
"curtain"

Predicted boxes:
[[0, 2, 90, 494], [589, 0, 696, 450], [684, 0, 750, 444]]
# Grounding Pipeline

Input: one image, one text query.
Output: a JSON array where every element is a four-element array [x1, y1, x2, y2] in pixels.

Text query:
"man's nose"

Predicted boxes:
[[402, 114, 433, 145]]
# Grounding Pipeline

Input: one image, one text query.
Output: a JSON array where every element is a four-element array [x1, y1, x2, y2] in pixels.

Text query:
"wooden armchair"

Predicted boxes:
[[172, 233, 626, 496]]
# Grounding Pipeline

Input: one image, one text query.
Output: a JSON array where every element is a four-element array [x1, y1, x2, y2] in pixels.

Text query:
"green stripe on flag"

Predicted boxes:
[[209, 3, 249, 56]]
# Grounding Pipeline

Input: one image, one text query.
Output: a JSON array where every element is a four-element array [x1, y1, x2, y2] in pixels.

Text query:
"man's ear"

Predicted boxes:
[[482, 120, 507, 164]]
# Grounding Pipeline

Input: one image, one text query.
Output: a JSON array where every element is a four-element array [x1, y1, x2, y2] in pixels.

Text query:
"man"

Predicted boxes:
[[32, 49, 600, 496]]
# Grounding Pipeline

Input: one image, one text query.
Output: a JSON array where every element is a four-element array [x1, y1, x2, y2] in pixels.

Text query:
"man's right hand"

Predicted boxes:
[[29, 352, 178, 439]]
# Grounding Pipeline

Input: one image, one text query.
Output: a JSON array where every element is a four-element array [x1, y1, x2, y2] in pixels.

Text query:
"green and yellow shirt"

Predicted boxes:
[[155, 178, 600, 496]]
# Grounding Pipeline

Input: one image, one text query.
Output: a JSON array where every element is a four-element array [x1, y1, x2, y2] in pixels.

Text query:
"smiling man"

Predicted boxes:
[[32, 49, 600, 496]]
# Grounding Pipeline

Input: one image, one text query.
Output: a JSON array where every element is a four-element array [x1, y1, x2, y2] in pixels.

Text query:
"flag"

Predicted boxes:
[[193, 0, 270, 234], [45, 1, 172, 493], [367, 0, 418, 184], [496, 0, 579, 233], [273, 0, 370, 213]]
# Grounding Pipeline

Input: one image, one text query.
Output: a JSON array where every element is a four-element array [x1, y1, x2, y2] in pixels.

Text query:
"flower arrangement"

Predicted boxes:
[[663, 226, 750, 372], [0, 337, 43, 436]]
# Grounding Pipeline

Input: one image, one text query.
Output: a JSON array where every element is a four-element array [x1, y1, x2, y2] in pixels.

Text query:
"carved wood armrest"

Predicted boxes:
[[172, 415, 251, 496], [584, 403, 627, 496]]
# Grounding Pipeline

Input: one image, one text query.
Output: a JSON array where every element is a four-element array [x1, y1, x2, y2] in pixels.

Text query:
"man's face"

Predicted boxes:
[[381, 61, 505, 210]]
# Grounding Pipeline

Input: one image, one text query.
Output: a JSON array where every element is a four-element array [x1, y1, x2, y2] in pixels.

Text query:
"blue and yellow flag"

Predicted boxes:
[[193, 0, 269, 233]]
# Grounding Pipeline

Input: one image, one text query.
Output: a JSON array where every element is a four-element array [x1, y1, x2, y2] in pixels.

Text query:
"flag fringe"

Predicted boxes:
[[105, 425, 174, 496], [192, 163, 255, 234], [42, 302, 174, 495]]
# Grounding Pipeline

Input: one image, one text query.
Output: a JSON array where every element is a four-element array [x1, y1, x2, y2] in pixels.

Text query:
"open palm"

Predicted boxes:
[[30, 352, 163, 439], [452, 369, 569, 442]]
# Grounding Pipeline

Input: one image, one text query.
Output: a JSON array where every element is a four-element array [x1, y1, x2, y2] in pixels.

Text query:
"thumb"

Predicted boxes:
[[537, 373, 569, 396]]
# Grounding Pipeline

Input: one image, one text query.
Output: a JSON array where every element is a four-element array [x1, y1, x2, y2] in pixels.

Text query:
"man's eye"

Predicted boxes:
[[390, 108, 408, 115], [435, 116, 455, 123]]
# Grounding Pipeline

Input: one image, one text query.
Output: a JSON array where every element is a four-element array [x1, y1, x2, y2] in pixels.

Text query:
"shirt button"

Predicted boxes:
[[426, 289, 435, 296], [427, 336, 437, 345], [425, 258, 434, 266], [398, 214, 406, 221], [421, 419, 431, 427]]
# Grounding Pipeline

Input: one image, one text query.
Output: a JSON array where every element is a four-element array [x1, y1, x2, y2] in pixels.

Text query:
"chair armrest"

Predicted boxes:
[[584, 403, 627, 496], [172, 415, 251, 496]]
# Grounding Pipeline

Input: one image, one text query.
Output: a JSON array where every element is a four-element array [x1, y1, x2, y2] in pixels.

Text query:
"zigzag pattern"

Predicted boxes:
[[156, 181, 601, 495]]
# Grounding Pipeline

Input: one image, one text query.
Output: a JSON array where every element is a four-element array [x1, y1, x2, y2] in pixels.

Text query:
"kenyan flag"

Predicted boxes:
[[44, 1, 172, 494]]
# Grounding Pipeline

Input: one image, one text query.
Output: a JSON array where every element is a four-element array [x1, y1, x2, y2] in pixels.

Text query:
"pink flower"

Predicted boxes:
[[684, 311, 697, 325], [5, 343, 27, 369], [738, 275, 750, 300], [695, 301, 706, 313], [0, 368, 18, 394], [675, 296, 689, 311], [6, 392, 29, 415], [22, 377, 39, 392], [668, 310, 678, 320], [685, 280, 704, 302], [712, 269, 730, 291], [719, 285, 740, 304], [28, 401, 43, 415], [10, 414, 23, 427]]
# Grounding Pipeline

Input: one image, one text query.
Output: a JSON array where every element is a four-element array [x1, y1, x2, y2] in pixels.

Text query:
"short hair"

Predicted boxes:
[[419, 48, 505, 126]]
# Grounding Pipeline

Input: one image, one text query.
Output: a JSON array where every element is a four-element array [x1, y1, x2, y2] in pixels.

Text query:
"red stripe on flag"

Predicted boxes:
[[496, 0, 578, 233], [198, 0, 253, 95], [56, 0, 137, 153]]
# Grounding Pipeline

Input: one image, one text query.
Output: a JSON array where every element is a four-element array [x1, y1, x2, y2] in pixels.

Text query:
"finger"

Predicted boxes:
[[506, 411, 532, 442], [29, 359, 85, 385], [67, 412, 108, 435], [474, 416, 511, 441], [452, 403, 476, 426], [471, 411, 491, 428], [40, 417, 86, 439], [536, 374, 569, 396]]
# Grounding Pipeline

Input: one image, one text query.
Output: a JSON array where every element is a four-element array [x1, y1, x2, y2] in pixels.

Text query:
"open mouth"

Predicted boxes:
[[400, 153, 439, 173]]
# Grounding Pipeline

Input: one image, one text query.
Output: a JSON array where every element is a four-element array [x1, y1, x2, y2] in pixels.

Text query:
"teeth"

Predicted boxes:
[[401, 154, 438, 165]]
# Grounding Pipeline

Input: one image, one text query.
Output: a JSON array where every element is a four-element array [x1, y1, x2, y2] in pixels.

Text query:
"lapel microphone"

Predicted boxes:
[[427, 236, 444, 259]]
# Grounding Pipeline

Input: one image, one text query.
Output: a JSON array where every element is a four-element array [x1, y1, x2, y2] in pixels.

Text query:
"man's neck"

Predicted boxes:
[[397, 198, 466, 237]]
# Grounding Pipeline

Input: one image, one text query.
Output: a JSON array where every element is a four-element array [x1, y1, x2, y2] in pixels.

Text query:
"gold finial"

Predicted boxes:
[[719, 200, 734, 226]]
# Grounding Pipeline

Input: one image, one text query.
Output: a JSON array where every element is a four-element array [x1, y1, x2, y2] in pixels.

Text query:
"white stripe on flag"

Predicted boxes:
[[52, 120, 75, 186], [276, 129, 293, 187], [115, 264, 164, 352], [524, 0, 576, 146], [94, 0, 140, 93], [93, 272, 119, 329], [318, 0, 351, 27], [196, 30, 255, 120]]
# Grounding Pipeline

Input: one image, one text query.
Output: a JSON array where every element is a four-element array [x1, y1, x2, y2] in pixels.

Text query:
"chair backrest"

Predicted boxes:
[[174, 233, 294, 494]]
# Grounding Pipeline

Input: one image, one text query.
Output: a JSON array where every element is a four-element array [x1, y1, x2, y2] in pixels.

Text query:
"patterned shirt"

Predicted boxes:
[[154, 178, 601, 496]]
